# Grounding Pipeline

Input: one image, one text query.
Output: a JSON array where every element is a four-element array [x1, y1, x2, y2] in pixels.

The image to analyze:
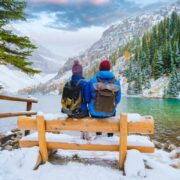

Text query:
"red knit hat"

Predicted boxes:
[[99, 60, 110, 71]]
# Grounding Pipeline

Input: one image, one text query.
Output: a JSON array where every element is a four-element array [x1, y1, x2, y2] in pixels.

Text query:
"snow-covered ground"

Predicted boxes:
[[0, 145, 180, 180], [0, 112, 179, 180]]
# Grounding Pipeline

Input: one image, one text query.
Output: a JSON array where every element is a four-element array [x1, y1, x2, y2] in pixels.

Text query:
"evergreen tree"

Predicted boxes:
[[167, 64, 179, 97], [177, 71, 180, 92], [127, 59, 133, 82], [134, 70, 142, 94], [152, 51, 164, 79], [174, 41, 180, 68], [0, 0, 40, 74]]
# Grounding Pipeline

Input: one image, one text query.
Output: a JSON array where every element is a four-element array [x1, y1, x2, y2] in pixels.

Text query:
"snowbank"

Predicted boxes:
[[125, 150, 146, 177], [0, 147, 180, 180]]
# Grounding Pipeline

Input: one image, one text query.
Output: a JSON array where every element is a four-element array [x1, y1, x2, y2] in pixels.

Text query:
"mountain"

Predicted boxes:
[[53, 1, 179, 80], [0, 27, 65, 93], [29, 42, 64, 74], [7, 26, 65, 74], [0, 64, 56, 93], [19, 1, 180, 97]]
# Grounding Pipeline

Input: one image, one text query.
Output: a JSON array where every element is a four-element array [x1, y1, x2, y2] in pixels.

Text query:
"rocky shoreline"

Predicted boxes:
[[0, 129, 22, 151]]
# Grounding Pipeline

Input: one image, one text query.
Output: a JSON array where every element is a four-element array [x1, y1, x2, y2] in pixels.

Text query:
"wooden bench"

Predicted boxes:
[[17, 113, 154, 170]]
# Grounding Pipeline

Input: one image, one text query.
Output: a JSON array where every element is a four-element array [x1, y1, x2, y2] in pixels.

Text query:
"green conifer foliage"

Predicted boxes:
[[0, 0, 40, 74], [153, 51, 164, 79], [167, 64, 179, 97], [125, 11, 180, 96]]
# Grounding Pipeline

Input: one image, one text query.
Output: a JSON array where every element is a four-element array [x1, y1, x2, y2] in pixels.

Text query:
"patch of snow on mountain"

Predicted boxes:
[[0, 65, 56, 93]]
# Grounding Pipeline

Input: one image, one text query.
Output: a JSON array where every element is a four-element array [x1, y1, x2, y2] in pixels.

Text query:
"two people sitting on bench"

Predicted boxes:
[[61, 60, 121, 139]]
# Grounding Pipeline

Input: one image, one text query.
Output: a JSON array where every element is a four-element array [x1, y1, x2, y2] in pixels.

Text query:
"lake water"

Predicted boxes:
[[0, 95, 179, 146]]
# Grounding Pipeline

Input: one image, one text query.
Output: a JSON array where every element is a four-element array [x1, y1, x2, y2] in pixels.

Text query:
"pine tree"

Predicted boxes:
[[152, 51, 164, 79], [169, 10, 178, 36], [174, 41, 180, 68], [127, 59, 133, 82], [0, 0, 40, 74], [167, 64, 179, 97], [134, 70, 142, 94], [177, 71, 180, 92]]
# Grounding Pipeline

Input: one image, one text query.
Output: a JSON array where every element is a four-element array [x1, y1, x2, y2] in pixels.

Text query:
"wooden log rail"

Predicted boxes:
[[0, 95, 38, 135], [0, 95, 38, 103], [18, 114, 155, 170], [0, 111, 37, 118]]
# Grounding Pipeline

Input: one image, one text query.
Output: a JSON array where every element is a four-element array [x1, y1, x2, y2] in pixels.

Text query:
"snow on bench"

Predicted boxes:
[[38, 112, 153, 123], [17, 113, 154, 170], [22, 133, 154, 147]]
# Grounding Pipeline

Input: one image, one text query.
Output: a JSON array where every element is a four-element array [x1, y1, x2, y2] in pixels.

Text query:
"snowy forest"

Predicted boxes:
[[125, 11, 180, 97]]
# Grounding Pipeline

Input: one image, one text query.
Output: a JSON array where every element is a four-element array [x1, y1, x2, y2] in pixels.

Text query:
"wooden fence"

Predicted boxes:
[[0, 95, 38, 135], [18, 113, 154, 170]]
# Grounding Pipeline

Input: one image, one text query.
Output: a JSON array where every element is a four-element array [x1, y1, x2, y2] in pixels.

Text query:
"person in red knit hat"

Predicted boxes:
[[89, 59, 121, 137], [99, 60, 111, 71]]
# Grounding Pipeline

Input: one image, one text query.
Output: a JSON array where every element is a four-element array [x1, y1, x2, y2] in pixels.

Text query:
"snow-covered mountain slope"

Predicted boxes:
[[5, 25, 65, 74], [0, 65, 56, 93], [29, 43, 65, 74], [53, 2, 180, 80], [0, 26, 66, 93]]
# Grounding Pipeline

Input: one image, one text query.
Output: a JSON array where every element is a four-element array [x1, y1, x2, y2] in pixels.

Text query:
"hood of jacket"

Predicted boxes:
[[96, 71, 115, 81]]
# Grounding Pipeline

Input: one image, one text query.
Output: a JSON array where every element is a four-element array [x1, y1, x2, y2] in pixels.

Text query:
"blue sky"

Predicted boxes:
[[14, 0, 173, 58]]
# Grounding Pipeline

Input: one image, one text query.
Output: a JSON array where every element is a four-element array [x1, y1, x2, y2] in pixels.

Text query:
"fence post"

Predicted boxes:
[[37, 115, 48, 163], [119, 113, 128, 170], [25, 102, 32, 136]]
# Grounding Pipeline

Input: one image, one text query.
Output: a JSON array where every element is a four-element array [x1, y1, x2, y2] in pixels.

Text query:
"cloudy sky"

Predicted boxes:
[[14, 0, 172, 59]]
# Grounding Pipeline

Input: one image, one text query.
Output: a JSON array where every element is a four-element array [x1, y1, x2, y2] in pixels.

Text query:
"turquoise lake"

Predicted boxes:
[[0, 95, 179, 146]]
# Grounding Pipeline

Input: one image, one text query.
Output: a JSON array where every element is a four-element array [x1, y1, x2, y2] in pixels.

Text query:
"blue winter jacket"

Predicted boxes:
[[89, 71, 121, 117], [65, 75, 90, 111]]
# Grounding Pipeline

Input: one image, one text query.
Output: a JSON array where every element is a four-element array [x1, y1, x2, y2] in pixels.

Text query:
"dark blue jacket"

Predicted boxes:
[[89, 71, 121, 117], [65, 75, 90, 111]]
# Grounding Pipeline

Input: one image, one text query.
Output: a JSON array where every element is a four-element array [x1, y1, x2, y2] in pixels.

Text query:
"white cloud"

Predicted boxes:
[[13, 13, 106, 58]]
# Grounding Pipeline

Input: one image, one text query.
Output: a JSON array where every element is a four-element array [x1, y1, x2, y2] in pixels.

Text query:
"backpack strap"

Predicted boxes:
[[68, 79, 82, 87], [110, 78, 116, 84], [97, 77, 116, 84], [68, 81, 71, 87], [97, 77, 104, 83], [76, 79, 83, 86]]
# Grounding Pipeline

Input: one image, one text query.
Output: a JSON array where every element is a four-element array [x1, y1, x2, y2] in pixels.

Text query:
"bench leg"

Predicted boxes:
[[33, 151, 43, 170], [33, 150, 57, 170], [37, 116, 48, 163], [119, 113, 128, 170]]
